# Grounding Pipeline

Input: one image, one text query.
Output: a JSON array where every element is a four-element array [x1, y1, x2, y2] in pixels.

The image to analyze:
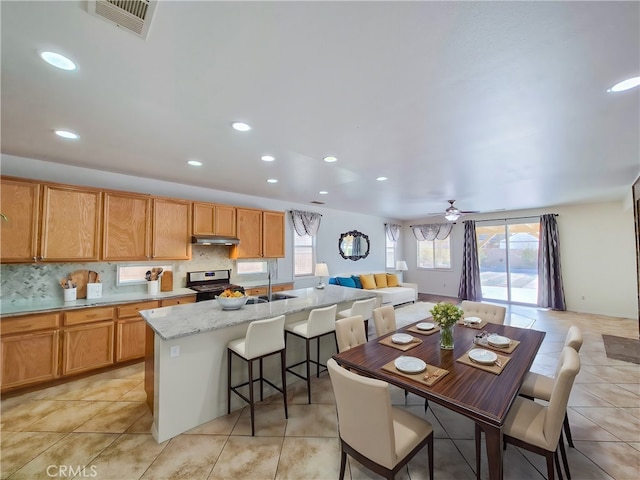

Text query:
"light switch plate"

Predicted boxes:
[[170, 345, 180, 358]]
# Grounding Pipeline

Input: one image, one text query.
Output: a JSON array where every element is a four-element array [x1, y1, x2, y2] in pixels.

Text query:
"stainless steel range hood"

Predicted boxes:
[[191, 235, 240, 246]]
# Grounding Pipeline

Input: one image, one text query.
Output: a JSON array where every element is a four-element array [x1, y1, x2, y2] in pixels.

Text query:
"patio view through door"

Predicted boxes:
[[476, 221, 540, 305]]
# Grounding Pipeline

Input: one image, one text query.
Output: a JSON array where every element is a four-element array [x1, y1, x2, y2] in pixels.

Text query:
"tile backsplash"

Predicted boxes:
[[0, 245, 234, 304]]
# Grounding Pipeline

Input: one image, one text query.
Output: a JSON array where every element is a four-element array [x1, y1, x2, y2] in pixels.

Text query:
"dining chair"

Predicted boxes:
[[227, 314, 287, 436], [335, 315, 367, 353], [327, 358, 434, 480], [475, 346, 580, 480], [460, 300, 506, 325], [337, 297, 377, 340], [372, 305, 397, 337], [520, 326, 583, 451], [285, 304, 338, 403]]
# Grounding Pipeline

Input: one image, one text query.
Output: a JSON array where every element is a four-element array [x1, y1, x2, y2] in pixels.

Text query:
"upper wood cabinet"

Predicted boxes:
[[152, 198, 192, 260], [192, 202, 236, 237], [263, 210, 285, 258], [40, 184, 102, 262], [0, 178, 41, 263], [232, 208, 285, 259], [103, 192, 152, 261]]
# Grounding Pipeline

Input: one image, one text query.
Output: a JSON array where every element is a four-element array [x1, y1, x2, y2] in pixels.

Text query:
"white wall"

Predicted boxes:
[[402, 202, 638, 319]]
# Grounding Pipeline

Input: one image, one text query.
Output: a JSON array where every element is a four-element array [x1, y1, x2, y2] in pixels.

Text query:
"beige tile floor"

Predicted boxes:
[[1, 301, 639, 480]]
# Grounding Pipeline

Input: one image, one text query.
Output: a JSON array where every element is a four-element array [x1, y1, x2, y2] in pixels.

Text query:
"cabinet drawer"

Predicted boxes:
[[117, 301, 159, 319], [160, 296, 196, 307], [64, 307, 114, 326], [272, 284, 293, 293], [1, 312, 60, 335], [245, 287, 267, 296]]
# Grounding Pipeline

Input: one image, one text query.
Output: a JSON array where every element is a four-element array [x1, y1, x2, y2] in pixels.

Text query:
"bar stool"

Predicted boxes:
[[227, 314, 287, 436], [337, 297, 377, 340], [285, 304, 338, 404]]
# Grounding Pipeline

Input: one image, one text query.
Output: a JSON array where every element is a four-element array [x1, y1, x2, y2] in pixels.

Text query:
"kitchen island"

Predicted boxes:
[[140, 285, 376, 443]]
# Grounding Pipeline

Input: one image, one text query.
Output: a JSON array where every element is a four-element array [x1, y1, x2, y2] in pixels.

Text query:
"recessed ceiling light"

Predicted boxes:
[[319, 190, 328, 195], [266, 178, 278, 183], [187, 160, 202, 166], [261, 155, 275, 162], [607, 76, 640, 92], [40, 51, 76, 71], [54, 130, 79, 139], [323, 156, 337, 163], [376, 176, 388, 181], [231, 122, 251, 131]]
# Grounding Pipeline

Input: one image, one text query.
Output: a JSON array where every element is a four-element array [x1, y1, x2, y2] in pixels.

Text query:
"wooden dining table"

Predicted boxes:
[[332, 318, 545, 480]]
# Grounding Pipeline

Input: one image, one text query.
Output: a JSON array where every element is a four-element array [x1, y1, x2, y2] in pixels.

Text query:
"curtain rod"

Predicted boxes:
[[474, 213, 557, 223], [409, 213, 557, 228]]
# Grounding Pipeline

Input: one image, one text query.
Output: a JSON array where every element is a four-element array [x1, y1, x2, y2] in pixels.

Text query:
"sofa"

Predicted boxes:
[[329, 273, 418, 307]]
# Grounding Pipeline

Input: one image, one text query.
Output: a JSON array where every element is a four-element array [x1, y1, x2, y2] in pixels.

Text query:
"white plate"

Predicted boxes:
[[394, 356, 427, 374], [488, 334, 510, 348], [417, 322, 435, 331], [468, 349, 498, 365], [391, 333, 414, 344], [464, 316, 482, 325]]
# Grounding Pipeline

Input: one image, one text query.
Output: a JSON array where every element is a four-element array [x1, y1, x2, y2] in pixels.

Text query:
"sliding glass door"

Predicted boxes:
[[476, 221, 539, 304]]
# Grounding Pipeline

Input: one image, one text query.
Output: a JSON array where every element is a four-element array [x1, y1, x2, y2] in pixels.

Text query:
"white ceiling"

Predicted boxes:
[[1, 1, 639, 221]]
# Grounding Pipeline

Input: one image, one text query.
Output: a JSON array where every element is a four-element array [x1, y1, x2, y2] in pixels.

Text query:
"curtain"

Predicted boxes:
[[458, 220, 483, 301], [412, 223, 453, 241], [538, 214, 566, 310], [385, 223, 401, 242], [290, 210, 322, 236]]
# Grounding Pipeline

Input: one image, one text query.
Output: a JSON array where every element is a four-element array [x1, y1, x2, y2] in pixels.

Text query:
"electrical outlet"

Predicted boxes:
[[170, 345, 180, 358]]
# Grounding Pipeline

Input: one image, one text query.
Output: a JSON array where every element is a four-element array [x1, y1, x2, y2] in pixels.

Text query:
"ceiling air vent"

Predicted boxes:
[[87, 0, 157, 39], [310, 201, 325, 205]]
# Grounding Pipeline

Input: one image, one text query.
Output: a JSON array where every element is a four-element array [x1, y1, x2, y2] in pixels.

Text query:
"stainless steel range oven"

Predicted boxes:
[[186, 269, 244, 302]]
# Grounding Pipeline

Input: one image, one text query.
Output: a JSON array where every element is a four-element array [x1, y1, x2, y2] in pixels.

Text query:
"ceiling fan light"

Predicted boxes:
[[444, 207, 461, 221]]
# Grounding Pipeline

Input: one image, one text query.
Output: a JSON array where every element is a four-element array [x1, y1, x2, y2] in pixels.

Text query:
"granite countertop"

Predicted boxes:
[[141, 284, 377, 341], [0, 288, 198, 317]]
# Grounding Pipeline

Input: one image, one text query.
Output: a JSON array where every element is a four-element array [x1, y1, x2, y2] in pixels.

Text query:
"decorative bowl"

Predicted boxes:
[[215, 295, 248, 310]]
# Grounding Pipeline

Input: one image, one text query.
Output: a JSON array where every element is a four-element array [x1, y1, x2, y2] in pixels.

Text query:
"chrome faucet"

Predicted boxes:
[[267, 260, 274, 302]]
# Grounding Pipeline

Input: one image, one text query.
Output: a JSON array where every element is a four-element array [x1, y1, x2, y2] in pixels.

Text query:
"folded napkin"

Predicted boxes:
[[456, 349, 511, 375], [378, 335, 422, 351], [381, 359, 449, 387], [406, 324, 440, 336]]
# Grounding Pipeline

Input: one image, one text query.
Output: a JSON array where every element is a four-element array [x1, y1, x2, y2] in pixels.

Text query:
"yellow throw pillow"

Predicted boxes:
[[386, 273, 400, 287], [360, 274, 377, 290], [374, 273, 388, 288]]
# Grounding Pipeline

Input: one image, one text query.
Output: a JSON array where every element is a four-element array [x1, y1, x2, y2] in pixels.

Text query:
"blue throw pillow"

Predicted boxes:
[[351, 275, 363, 289], [336, 276, 356, 288], [328, 277, 338, 285]]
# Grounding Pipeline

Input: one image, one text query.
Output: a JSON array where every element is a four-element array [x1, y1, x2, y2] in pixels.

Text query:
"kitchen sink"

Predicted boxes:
[[245, 293, 297, 304]]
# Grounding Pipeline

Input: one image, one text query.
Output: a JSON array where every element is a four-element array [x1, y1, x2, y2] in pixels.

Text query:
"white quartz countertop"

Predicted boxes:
[[141, 285, 377, 341], [0, 288, 198, 317]]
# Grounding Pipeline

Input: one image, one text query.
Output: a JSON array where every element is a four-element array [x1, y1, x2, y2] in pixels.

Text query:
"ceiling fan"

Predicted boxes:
[[439, 200, 479, 221]]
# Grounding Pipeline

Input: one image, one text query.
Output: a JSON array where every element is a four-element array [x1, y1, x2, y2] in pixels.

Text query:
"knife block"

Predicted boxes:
[[160, 271, 173, 292]]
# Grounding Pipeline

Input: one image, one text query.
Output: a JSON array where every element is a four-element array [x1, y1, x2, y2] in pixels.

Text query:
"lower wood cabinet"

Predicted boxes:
[[1, 330, 59, 389], [62, 321, 114, 375], [116, 319, 146, 362]]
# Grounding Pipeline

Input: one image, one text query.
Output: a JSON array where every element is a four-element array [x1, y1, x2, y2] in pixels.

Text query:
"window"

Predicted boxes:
[[294, 231, 314, 276], [236, 261, 268, 275], [385, 236, 396, 269], [117, 264, 172, 285], [417, 237, 451, 269]]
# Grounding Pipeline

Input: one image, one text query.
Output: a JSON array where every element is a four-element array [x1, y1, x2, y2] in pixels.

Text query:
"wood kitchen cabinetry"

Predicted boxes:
[[1, 312, 60, 389], [0, 177, 41, 263], [116, 301, 159, 362], [40, 184, 102, 262], [232, 208, 285, 259], [244, 283, 293, 296], [62, 307, 115, 375], [192, 202, 236, 237], [103, 191, 152, 260], [152, 198, 192, 260]]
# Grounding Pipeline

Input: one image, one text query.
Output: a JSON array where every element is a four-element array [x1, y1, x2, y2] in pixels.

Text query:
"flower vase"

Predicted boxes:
[[440, 323, 454, 350]]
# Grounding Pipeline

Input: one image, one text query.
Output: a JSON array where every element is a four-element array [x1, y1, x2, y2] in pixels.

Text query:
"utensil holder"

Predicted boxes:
[[63, 287, 77, 302], [147, 280, 159, 296]]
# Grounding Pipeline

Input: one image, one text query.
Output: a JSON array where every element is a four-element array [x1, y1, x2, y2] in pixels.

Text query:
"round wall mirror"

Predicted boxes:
[[339, 230, 370, 261]]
